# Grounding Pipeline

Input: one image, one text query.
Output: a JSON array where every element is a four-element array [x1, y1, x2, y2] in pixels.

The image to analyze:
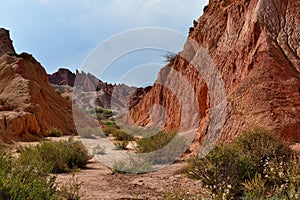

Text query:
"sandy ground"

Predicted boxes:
[[15, 137, 300, 200], [55, 158, 204, 200], [14, 136, 204, 199]]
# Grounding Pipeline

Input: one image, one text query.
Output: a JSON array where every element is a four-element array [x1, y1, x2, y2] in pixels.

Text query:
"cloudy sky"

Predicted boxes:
[[1, 0, 208, 86]]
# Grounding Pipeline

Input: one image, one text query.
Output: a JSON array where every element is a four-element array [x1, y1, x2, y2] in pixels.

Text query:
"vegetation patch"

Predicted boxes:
[[101, 120, 116, 127], [112, 129, 135, 141], [136, 131, 188, 164], [102, 126, 118, 137], [94, 108, 114, 120], [0, 151, 57, 199], [0, 142, 86, 199], [58, 174, 82, 200], [186, 128, 300, 199], [113, 140, 129, 150], [19, 138, 90, 173], [112, 155, 153, 174], [46, 127, 63, 137], [101, 125, 135, 142], [136, 131, 177, 153]]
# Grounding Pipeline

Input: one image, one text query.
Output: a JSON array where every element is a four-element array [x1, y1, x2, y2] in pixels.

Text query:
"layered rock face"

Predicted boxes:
[[130, 0, 300, 142], [0, 28, 76, 142]]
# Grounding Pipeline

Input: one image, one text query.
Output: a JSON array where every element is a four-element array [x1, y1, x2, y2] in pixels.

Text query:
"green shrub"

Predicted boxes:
[[102, 126, 119, 137], [112, 155, 153, 174], [102, 126, 134, 141], [242, 155, 300, 199], [119, 124, 161, 137], [59, 174, 82, 200], [19, 138, 90, 173], [101, 120, 116, 127], [46, 127, 63, 137], [186, 128, 299, 199], [136, 131, 177, 153], [234, 128, 293, 173], [186, 145, 253, 199], [114, 140, 129, 150], [112, 129, 134, 141], [154, 135, 188, 164], [0, 144, 84, 199], [0, 150, 58, 200], [136, 131, 188, 164], [242, 173, 267, 199], [95, 108, 114, 120]]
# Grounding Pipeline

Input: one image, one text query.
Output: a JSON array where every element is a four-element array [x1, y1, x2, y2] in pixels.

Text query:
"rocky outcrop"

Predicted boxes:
[[0, 29, 76, 142], [0, 29, 15, 57], [48, 68, 75, 87], [51, 69, 152, 110], [129, 86, 152, 109], [130, 0, 300, 143]]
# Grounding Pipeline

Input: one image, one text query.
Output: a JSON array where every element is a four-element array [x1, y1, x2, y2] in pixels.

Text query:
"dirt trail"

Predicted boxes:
[[13, 136, 203, 199], [15, 137, 300, 199], [56, 158, 203, 200]]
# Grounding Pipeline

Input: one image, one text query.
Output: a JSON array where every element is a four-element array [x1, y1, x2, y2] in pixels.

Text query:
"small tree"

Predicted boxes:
[[164, 52, 177, 65]]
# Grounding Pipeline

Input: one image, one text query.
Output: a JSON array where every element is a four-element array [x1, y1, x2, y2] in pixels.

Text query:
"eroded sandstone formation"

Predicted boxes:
[[48, 68, 76, 87], [0, 29, 15, 57], [0, 28, 76, 142], [130, 0, 300, 143], [50, 68, 152, 110]]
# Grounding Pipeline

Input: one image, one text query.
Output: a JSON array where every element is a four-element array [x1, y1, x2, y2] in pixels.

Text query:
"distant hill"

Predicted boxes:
[[48, 68, 152, 110]]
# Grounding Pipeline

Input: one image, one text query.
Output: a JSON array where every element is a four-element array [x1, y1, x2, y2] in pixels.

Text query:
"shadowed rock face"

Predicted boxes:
[[0, 28, 15, 57], [48, 68, 76, 87], [130, 0, 300, 142], [0, 29, 76, 142]]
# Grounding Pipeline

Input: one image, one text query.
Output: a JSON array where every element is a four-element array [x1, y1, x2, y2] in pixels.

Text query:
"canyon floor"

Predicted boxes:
[[56, 158, 204, 200], [15, 136, 300, 200], [16, 136, 206, 200]]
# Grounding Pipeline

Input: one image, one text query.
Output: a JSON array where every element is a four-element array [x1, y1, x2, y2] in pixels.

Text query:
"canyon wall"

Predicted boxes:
[[130, 0, 300, 143], [0, 28, 76, 142]]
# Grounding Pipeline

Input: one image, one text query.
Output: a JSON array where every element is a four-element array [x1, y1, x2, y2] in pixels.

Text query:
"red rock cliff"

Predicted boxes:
[[0, 28, 76, 142], [48, 68, 76, 87], [130, 0, 300, 142]]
